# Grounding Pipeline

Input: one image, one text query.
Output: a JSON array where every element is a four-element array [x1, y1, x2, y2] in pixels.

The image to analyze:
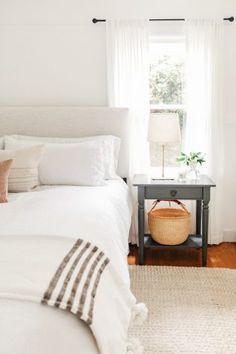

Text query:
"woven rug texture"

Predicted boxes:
[[129, 266, 236, 354]]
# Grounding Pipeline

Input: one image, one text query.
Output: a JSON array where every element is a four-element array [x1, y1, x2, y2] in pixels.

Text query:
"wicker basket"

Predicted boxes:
[[148, 200, 191, 245]]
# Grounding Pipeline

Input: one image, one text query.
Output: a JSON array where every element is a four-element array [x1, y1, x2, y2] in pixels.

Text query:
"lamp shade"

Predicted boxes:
[[148, 112, 181, 145]]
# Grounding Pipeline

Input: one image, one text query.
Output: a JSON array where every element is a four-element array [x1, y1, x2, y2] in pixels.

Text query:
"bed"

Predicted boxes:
[[0, 107, 145, 354]]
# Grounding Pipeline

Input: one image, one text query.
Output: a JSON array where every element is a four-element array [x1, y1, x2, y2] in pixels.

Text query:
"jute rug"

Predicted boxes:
[[129, 266, 236, 354]]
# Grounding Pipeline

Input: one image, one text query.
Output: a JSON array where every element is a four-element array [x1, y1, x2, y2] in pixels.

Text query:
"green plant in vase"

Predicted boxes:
[[176, 152, 206, 180]]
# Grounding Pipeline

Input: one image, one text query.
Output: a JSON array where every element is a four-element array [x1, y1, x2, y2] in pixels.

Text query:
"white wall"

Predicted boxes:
[[0, 0, 236, 240], [0, 0, 235, 106]]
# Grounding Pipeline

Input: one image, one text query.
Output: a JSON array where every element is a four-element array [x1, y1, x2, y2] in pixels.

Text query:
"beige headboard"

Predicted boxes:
[[0, 106, 130, 177]]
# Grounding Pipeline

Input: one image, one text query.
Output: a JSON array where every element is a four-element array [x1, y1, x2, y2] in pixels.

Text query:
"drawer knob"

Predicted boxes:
[[170, 190, 177, 197]]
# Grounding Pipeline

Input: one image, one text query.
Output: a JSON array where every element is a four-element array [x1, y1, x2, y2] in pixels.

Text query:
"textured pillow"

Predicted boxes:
[[0, 145, 44, 192], [0, 159, 13, 203], [5, 135, 121, 179]]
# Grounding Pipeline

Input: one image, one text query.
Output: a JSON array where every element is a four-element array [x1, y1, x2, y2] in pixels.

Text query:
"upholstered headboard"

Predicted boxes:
[[0, 106, 130, 177]]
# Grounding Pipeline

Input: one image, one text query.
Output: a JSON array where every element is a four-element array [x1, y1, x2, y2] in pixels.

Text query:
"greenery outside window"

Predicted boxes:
[[149, 37, 186, 168]]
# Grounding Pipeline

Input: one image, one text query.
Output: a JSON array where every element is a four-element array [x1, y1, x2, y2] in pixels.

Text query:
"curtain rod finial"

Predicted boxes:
[[224, 16, 234, 22]]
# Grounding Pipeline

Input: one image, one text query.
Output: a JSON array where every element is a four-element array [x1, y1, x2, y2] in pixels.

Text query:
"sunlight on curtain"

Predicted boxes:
[[185, 19, 224, 244], [106, 19, 150, 243]]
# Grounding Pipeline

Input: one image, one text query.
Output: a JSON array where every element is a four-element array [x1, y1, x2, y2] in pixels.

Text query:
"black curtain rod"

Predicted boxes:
[[92, 16, 234, 24]]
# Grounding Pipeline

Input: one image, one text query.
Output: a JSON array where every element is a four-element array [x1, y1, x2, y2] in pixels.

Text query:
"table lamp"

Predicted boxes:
[[148, 112, 181, 179]]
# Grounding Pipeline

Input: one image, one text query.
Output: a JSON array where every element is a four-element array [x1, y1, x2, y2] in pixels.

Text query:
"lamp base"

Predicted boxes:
[[150, 166, 178, 181]]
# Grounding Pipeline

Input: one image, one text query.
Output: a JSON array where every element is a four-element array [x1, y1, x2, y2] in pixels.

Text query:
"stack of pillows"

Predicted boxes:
[[0, 135, 121, 203]]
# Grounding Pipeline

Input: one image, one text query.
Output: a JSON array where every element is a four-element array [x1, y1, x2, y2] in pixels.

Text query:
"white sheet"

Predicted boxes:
[[0, 179, 133, 354]]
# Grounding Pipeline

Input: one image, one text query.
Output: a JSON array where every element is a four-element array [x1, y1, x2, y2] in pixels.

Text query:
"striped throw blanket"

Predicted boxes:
[[0, 235, 137, 354], [42, 239, 109, 325]]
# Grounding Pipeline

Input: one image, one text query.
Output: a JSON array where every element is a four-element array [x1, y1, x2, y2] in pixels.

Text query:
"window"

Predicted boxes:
[[149, 37, 186, 168]]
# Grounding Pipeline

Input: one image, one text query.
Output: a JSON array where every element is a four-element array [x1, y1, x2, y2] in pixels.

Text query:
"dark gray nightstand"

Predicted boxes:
[[133, 174, 216, 266]]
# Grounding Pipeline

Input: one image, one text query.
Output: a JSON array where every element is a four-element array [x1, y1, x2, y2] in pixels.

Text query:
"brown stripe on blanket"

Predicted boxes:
[[42, 239, 110, 327], [76, 251, 104, 317], [54, 241, 91, 308], [41, 239, 83, 304], [66, 245, 98, 311], [87, 257, 110, 325]]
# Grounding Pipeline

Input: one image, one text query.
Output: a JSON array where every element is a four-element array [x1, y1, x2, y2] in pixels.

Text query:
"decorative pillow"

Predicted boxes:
[[0, 159, 13, 203], [5, 135, 121, 179], [0, 145, 44, 192]]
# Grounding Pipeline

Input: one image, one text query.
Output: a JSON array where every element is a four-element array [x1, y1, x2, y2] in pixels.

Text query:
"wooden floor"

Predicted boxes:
[[128, 242, 236, 268]]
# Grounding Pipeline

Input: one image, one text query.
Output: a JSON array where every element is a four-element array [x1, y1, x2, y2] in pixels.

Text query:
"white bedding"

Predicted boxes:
[[0, 179, 133, 354]]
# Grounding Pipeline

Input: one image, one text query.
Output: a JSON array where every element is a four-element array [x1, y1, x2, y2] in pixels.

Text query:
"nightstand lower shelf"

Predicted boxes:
[[144, 234, 202, 249]]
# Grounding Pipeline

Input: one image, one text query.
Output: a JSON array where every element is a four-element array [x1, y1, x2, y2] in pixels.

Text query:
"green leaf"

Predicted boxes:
[[176, 151, 206, 166]]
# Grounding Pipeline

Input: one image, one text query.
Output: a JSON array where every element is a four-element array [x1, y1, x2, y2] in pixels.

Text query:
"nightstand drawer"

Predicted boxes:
[[145, 186, 203, 200]]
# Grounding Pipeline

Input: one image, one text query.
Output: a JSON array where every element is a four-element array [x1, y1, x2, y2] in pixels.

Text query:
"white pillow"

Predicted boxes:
[[38, 141, 105, 186], [7, 135, 121, 179], [0, 145, 44, 192]]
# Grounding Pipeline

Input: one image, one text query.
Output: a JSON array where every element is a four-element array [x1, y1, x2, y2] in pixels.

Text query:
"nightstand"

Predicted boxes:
[[133, 174, 216, 266]]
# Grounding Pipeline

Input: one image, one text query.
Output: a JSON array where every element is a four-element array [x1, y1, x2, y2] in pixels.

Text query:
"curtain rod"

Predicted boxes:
[[92, 16, 234, 24]]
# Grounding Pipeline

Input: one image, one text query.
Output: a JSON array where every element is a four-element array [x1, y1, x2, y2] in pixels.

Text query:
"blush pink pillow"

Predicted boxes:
[[0, 159, 13, 203]]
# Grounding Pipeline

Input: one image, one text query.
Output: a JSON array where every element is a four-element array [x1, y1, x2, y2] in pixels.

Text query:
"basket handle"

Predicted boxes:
[[150, 199, 190, 214]]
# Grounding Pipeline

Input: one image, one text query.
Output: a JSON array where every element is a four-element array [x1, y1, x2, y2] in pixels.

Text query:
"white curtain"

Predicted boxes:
[[185, 19, 224, 244], [106, 19, 150, 243]]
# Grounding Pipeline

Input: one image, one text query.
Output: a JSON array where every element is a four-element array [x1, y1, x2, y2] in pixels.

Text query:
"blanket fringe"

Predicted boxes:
[[127, 303, 148, 354], [127, 337, 144, 354], [130, 302, 148, 326]]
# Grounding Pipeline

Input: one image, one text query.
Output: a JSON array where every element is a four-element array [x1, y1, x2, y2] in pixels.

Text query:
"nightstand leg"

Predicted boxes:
[[202, 188, 210, 267], [196, 200, 202, 235], [138, 187, 145, 265]]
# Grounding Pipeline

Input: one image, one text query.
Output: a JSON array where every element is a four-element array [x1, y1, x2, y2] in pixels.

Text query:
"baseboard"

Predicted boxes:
[[223, 230, 236, 242]]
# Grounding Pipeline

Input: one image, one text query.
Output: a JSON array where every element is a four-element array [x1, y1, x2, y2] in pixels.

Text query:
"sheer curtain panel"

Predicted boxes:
[[106, 19, 150, 243], [185, 19, 224, 244]]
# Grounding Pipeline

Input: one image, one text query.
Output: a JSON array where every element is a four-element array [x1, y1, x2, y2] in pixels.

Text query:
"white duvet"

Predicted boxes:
[[0, 179, 135, 354]]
